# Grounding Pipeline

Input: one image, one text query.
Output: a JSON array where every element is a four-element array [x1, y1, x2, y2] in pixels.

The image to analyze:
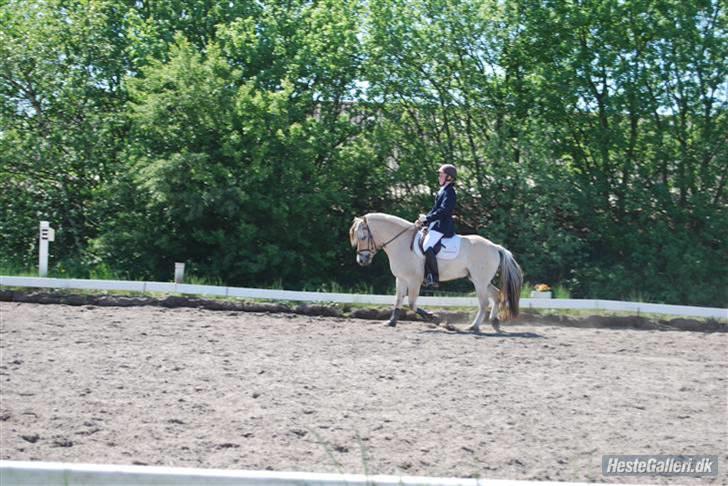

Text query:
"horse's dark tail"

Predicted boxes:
[[497, 247, 523, 320]]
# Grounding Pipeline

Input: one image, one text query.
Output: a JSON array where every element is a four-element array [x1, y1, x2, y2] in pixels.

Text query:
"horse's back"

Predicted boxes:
[[461, 233, 501, 252], [459, 234, 504, 273]]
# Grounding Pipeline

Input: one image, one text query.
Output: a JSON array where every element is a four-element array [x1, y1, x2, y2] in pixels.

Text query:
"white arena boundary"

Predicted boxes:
[[0, 276, 725, 320], [0, 461, 624, 486]]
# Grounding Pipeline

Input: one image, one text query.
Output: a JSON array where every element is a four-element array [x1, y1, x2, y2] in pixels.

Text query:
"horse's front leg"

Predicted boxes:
[[386, 277, 408, 327], [408, 279, 440, 325]]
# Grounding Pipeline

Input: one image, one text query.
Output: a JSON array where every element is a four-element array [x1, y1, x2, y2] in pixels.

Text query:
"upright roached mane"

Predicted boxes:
[[349, 213, 523, 332]]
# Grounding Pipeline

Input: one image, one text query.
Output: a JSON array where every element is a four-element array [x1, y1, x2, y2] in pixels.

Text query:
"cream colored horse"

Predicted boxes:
[[349, 212, 523, 333]]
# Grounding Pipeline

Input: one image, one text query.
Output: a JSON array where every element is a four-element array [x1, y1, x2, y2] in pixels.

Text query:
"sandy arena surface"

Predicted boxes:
[[0, 302, 726, 483]]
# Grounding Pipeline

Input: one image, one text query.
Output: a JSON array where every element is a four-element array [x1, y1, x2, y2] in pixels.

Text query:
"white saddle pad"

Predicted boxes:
[[415, 231, 462, 260]]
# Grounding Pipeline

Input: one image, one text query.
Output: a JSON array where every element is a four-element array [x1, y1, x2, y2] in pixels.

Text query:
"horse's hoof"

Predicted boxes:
[[491, 320, 501, 333], [386, 321, 397, 328], [466, 325, 480, 334], [416, 308, 441, 325], [444, 322, 457, 331]]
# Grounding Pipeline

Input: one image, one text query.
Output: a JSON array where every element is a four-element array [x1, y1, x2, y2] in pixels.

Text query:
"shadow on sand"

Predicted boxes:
[[420, 325, 544, 339]]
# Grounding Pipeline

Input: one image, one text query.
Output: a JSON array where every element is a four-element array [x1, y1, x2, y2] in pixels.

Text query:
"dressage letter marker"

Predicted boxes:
[[38, 221, 55, 278]]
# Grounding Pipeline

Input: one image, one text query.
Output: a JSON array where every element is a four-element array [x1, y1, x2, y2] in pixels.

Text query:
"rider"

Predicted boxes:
[[416, 164, 457, 288]]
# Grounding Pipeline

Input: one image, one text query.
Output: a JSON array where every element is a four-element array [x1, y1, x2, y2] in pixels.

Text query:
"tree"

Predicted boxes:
[[0, 0, 129, 272], [95, 0, 385, 288]]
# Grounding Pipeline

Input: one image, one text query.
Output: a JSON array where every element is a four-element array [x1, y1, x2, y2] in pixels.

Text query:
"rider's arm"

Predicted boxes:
[[426, 189, 455, 223]]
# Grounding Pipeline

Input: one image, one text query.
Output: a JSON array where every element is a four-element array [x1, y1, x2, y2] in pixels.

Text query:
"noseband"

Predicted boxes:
[[356, 216, 412, 258]]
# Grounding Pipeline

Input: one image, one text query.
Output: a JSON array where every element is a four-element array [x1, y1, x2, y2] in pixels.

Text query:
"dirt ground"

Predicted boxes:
[[0, 302, 725, 484]]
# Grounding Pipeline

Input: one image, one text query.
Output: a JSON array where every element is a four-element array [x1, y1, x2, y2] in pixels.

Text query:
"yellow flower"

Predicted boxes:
[[535, 284, 551, 292]]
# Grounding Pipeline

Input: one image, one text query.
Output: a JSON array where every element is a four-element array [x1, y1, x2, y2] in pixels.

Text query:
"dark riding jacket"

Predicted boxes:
[[426, 182, 456, 237]]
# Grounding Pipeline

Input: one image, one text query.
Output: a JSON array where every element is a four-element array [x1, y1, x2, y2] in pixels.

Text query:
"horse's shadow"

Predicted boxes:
[[420, 325, 544, 339]]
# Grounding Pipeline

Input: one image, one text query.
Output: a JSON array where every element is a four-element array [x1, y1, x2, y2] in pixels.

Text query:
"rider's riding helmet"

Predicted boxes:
[[438, 164, 457, 180]]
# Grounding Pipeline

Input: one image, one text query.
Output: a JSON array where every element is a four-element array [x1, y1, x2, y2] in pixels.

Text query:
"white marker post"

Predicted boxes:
[[38, 221, 55, 277], [174, 262, 185, 284]]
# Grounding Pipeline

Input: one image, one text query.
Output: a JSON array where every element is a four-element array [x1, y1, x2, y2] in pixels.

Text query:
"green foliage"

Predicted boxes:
[[0, 0, 128, 270], [1, 0, 725, 305]]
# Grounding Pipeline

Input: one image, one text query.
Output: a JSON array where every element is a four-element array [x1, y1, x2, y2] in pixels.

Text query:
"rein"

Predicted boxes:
[[359, 217, 413, 256]]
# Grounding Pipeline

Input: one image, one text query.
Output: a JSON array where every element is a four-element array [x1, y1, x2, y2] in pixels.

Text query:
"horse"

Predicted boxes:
[[349, 213, 523, 333]]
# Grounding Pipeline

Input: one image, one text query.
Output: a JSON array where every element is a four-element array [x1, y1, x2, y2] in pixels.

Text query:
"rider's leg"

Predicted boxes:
[[422, 231, 443, 288], [424, 248, 439, 287]]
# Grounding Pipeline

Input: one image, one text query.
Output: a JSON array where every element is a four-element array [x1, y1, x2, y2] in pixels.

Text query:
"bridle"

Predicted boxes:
[[356, 216, 412, 259]]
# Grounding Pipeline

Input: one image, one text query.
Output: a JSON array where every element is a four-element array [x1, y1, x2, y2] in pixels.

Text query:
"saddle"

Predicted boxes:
[[414, 229, 462, 260]]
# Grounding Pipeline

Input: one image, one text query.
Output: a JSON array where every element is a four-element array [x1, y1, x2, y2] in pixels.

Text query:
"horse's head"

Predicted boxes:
[[349, 216, 376, 266]]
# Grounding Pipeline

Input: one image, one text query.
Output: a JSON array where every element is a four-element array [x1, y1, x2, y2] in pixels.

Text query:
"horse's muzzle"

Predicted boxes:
[[356, 253, 372, 266]]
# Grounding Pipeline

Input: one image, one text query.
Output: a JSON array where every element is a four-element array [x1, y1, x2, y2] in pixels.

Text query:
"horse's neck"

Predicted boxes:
[[369, 214, 410, 250]]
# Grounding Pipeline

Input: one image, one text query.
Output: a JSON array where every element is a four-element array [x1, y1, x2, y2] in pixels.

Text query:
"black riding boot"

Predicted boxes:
[[424, 247, 439, 288]]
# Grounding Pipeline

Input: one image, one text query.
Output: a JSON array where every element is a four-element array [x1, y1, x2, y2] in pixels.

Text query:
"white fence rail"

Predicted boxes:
[[0, 461, 611, 486], [1, 276, 725, 320]]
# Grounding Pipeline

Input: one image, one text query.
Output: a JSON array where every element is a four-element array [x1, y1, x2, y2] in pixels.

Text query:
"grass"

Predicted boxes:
[[521, 307, 725, 323], [87, 263, 125, 281], [552, 284, 571, 299], [183, 275, 225, 287], [1, 262, 126, 281], [304, 281, 376, 295], [0, 264, 37, 277], [522, 282, 571, 299]]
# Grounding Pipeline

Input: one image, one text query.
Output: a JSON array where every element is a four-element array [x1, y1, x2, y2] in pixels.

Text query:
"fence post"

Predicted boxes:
[[174, 262, 185, 284]]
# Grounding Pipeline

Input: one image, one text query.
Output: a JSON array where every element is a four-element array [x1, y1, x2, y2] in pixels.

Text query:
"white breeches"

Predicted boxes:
[[423, 228, 444, 252]]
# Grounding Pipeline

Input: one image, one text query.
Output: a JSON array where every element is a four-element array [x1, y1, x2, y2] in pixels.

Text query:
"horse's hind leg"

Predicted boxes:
[[487, 284, 501, 333], [466, 280, 490, 333]]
